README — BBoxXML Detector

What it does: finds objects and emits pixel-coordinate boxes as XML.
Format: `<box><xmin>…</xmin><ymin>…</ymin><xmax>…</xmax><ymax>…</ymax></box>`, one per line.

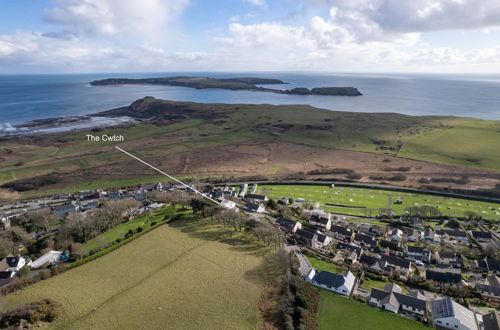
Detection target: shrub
<box><xmin>0</xmin><ymin>299</ymin><xmax>63</xmax><ymax>328</ymax></box>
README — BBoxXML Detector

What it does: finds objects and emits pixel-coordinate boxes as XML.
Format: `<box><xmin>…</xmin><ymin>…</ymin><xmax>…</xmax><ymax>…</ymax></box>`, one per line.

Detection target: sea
<box><xmin>1</xmin><ymin>72</ymin><xmax>500</xmax><ymax>130</ymax></box>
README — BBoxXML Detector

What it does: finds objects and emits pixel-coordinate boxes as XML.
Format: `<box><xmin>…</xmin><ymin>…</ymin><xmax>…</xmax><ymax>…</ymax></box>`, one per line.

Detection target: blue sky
<box><xmin>1</xmin><ymin>0</ymin><xmax>500</xmax><ymax>73</ymax></box>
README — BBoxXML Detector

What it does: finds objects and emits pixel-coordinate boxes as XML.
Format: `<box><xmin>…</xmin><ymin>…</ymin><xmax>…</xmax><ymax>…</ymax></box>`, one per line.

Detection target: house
<box><xmin>353</xmin><ymin>233</ymin><xmax>377</xmax><ymax>248</ymax></box>
<box><xmin>476</xmin><ymin>275</ymin><xmax>500</xmax><ymax>301</ymax></box>
<box><xmin>133</xmin><ymin>191</ymin><xmax>148</xmax><ymax>201</ymax></box>
<box><xmin>79</xmin><ymin>200</ymin><xmax>99</xmax><ymax>211</ymax></box>
<box><xmin>54</xmin><ymin>203</ymin><xmax>79</xmax><ymax>217</ymax></box>
<box><xmin>438</xmin><ymin>252</ymin><xmax>460</xmax><ymax>267</ymax></box>
<box><xmin>30</xmin><ymin>250</ymin><xmax>63</xmax><ymax>270</ymax></box>
<box><xmin>276</xmin><ymin>218</ymin><xmax>302</xmax><ymax>233</ymax></box>
<box><xmin>407</xmin><ymin>229</ymin><xmax>422</xmax><ymax>242</ymax></box>
<box><xmin>431</xmin><ymin>298</ymin><xmax>479</xmax><ymax>330</ymax></box>
<box><xmin>471</xmin><ymin>230</ymin><xmax>493</xmax><ymax>243</ymax></box>
<box><xmin>336</xmin><ymin>242</ymin><xmax>362</xmax><ymax>258</ymax></box>
<box><xmin>426</xmin><ymin>269</ymin><xmax>462</xmax><ymax>285</ymax></box>
<box><xmin>380</xmin><ymin>240</ymin><xmax>404</xmax><ymax>257</ymax></box>
<box><xmin>369</xmin><ymin>285</ymin><xmax>426</xmax><ymax>317</ymax></box>
<box><xmin>317</xmin><ymin>233</ymin><xmax>333</xmax><ymax>247</ymax></box>
<box><xmin>359</xmin><ymin>254</ymin><xmax>387</xmax><ymax>273</ymax></box>
<box><xmin>295</xmin><ymin>229</ymin><xmax>318</xmax><ymax>248</ymax></box>
<box><xmin>330</xmin><ymin>225</ymin><xmax>354</xmax><ymax>241</ymax></box>
<box><xmin>239</xmin><ymin>184</ymin><xmax>248</xmax><ymax>197</ymax></box>
<box><xmin>482</xmin><ymin>311</ymin><xmax>500</xmax><ymax>330</ymax></box>
<box><xmin>245</xmin><ymin>202</ymin><xmax>265</xmax><ymax>213</ymax></box>
<box><xmin>389</xmin><ymin>228</ymin><xmax>403</xmax><ymax>242</ymax></box>
<box><xmin>406</xmin><ymin>246</ymin><xmax>431</xmax><ymax>263</ymax></box>
<box><xmin>246</xmin><ymin>194</ymin><xmax>268</xmax><ymax>202</ymax></box>
<box><xmin>306</xmin><ymin>269</ymin><xmax>356</xmax><ymax>296</ymax></box>
<box><xmin>0</xmin><ymin>210</ymin><xmax>25</xmax><ymax>230</ymax></box>
<box><xmin>475</xmin><ymin>258</ymin><xmax>500</xmax><ymax>275</ymax></box>
<box><xmin>0</xmin><ymin>216</ymin><xmax>11</xmax><ymax>230</ymax></box>
<box><xmin>425</xmin><ymin>228</ymin><xmax>441</xmax><ymax>243</ymax></box>
<box><xmin>0</xmin><ymin>255</ymin><xmax>27</xmax><ymax>285</ymax></box>
<box><xmin>5</xmin><ymin>255</ymin><xmax>26</xmax><ymax>272</ymax></box>
<box><xmin>220</xmin><ymin>199</ymin><xmax>237</xmax><ymax>209</ymax></box>
<box><xmin>381</xmin><ymin>255</ymin><xmax>412</xmax><ymax>276</ymax></box>
<box><xmin>436</xmin><ymin>229</ymin><xmax>469</xmax><ymax>243</ymax></box>
<box><xmin>309</xmin><ymin>212</ymin><xmax>332</xmax><ymax>231</ymax></box>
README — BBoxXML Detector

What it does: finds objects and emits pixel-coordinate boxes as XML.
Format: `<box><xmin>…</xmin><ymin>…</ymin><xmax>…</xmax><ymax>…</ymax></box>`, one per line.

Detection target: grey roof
<box><xmin>296</xmin><ymin>228</ymin><xmax>317</xmax><ymax>240</ymax></box>
<box><xmin>311</xmin><ymin>214</ymin><xmax>330</xmax><ymax>225</ymax></box>
<box><xmin>370</xmin><ymin>288</ymin><xmax>389</xmax><ymax>301</ymax></box>
<box><xmin>393</xmin><ymin>292</ymin><xmax>426</xmax><ymax>311</ymax></box>
<box><xmin>276</xmin><ymin>218</ymin><xmax>299</xmax><ymax>231</ymax></box>
<box><xmin>384</xmin><ymin>283</ymin><xmax>403</xmax><ymax>293</ymax></box>
<box><xmin>330</xmin><ymin>225</ymin><xmax>352</xmax><ymax>237</ymax></box>
<box><xmin>359</xmin><ymin>254</ymin><xmax>379</xmax><ymax>266</ymax></box>
<box><xmin>245</xmin><ymin>201</ymin><xmax>262</xmax><ymax>211</ymax></box>
<box><xmin>312</xmin><ymin>271</ymin><xmax>345</xmax><ymax>288</ymax></box>
<box><xmin>381</xmin><ymin>255</ymin><xmax>411</xmax><ymax>269</ymax></box>
<box><xmin>354</xmin><ymin>233</ymin><xmax>377</xmax><ymax>246</ymax></box>
<box><xmin>426</xmin><ymin>270</ymin><xmax>462</xmax><ymax>284</ymax></box>
<box><xmin>436</xmin><ymin>229</ymin><xmax>467</xmax><ymax>237</ymax></box>
<box><xmin>382</xmin><ymin>293</ymin><xmax>400</xmax><ymax>310</ymax></box>
<box><xmin>471</xmin><ymin>231</ymin><xmax>493</xmax><ymax>239</ymax></box>
<box><xmin>337</xmin><ymin>242</ymin><xmax>362</xmax><ymax>256</ymax></box>
<box><xmin>407</xmin><ymin>246</ymin><xmax>425</xmax><ymax>254</ymax></box>
<box><xmin>439</xmin><ymin>252</ymin><xmax>457</xmax><ymax>259</ymax></box>
<box><xmin>477</xmin><ymin>284</ymin><xmax>500</xmax><ymax>295</ymax></box>
<box><xmin>246</xmin><ymin>194</ymin><xmax>267</xmax><ymax>200</ymax></box>
<box><xmin>483</xmin><ymin>312</ymin><xmax>500</xmax><ymax>330</ymax></box>
<box><xmin>431</xmin><ymin>298</ymin><xmax>478</xmax><ymax>330</ymax></box>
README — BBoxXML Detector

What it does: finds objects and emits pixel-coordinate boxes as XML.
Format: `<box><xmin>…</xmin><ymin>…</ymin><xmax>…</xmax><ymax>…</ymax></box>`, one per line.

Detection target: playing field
<box><xmin>4</xmin><ymin>216</ymin><xmax>267</xmax><ymax>329</ymax></box>
<box><xmin>318</xmin><ymin>292</ymin><xmax>429</xmax><ymax>330</ymax></box>
<box><xmin>259</xmin><ymin>184</ymin><xmax>500</xmax><ymax>220</ymax></box>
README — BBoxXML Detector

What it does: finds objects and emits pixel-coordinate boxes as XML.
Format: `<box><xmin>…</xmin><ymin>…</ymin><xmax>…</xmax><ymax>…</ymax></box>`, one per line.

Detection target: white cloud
<box><xmin>243</xmin><ymin>0</ymin><xmax>267</xmax><ymax>7</ymax></box>
<box><xmin>43</xmin><ymin>0</ymin><xmax>190</xmax><ymax>42</ymax></box>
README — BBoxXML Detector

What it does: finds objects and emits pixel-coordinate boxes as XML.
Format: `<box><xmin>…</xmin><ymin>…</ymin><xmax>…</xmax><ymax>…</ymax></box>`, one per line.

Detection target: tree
<box><xmin>20</xmin><ymin>209</ymin><xmax>58</xmax><ymax>232</ymax></box>
<box><xmin>190</xmin><ymin>198</ymin><xmax>209</xmax><ymax>216</ymax></box>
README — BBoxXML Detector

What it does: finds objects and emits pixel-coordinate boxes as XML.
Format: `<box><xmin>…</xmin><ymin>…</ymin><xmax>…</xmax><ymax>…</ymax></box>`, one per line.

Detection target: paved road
<box><xmin>294</xmin><ymin>249</ymin><xmax>313</xmax><ymax>277</ymax></box>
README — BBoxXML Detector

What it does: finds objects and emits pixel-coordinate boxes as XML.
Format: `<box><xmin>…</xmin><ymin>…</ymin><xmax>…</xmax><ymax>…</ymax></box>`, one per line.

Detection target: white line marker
<box><xmin>115</xmin><ymin>146</ymin><xmax>226</xmax><ymax>208</ymax></box>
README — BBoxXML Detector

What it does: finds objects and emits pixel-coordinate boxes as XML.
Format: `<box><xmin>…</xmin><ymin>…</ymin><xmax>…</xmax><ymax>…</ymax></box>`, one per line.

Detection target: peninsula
<box><xmin>90</xmin><ymin>76</ymin><xmax>363</xmax><ymax>96</ymax></box>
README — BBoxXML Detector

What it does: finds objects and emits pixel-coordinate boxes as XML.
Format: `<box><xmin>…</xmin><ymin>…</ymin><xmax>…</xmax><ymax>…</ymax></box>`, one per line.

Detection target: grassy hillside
<box><xmin>1</xmin><ymin>98</ymin><xmax>499</xmax><ymax>197</ymax></box>
<box><xmin>318</xmin><ymin>292</ymin><xmax>428</xmax><ymax>330</ymax></box>
<box><xmin>4</xmin><ymin>216</ymin><xmax>267</xmax><ymax>329</ymax></box>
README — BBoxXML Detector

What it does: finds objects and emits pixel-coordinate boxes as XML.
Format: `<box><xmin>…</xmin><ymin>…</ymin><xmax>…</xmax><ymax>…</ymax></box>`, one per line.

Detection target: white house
<box><xmin>307</xmin><ymin>269</ymin><xmax>356</xmax><ymax>296</ymax></box>
<box><xmin>431</xmin><ymin>298</ymin><xmax>479</xmax><ymax>330</ymax></box>
<box><xmin>221</xmin><ymin>199</ymin><xmax>237</xmax><ymax>209</ymax></box>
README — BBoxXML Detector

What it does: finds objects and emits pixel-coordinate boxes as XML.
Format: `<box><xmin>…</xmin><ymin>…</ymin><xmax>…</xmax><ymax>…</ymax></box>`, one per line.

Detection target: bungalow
<box><xmin>431</xmin><ymin>298</ymin><xmax>479</xmax><ymax>330</ymax></box>
<box><xmin>406</xmin><ymin>246</ymin><xmax>431</xmax><ymax>263</ymax></box>
<box><xmin>426</xmin><ymin>269</ymin><xmax>462</xmax><ymax>285</ymax></box>
<box><xmin>389</xmin><ymin>228</ymin><xmax>403</xmax><ymax>242</ymax></box>
<box><xmin>482</xmin><ymin>311</ymin><xmax>500</xmax><ymax>330</ymax></box>
<box><xmin>369</xmin><ymin>285</ymin><xmax>427</xmax><ymax>317</ymax></box>
<box><xmin>353</xmin><ymin>233</ymin><xmax>377</xmax><ymax>248</ymax></box>
<box><xmin>471</xmin><ymin>230</ymin><xmax>493</xmax><ymax>243</ymax></box>
<box><xmin>436</xmin><ymin>229</ymin><xmax>469</xmax><ymax>243</ymax></box>
<box><xmin>276</xmin><ymin>218</ymin><xmax>302</xmax><ymax>233</ymax></box>
<box><xmin>330</xmin><ymin>225</ymin><xmax>354</xmax><ymax>241</ymax></box>
<box><xmin>245</xmin><ymin>202</ymin><xmax>265</xmax><ymax>213</ymax></box>
<box><xmin>381</xmin><ymin>255</ymin><xmax>412</xmax><ymax>276</ymax></box>
<box><xmin>475</xmin><ymin>258</ymin><xmax>500</xmax><ymax>275</ymax></box>
<box><xmin>306</xmin><ymin>269</ymin><xmax>356</xmax><ymax>296</ymax></box>
<box><xmin>425</xmin><ymin>228</ymin><xmax>441</xmax><ymax>243</ymax></box>
<box><xmin>246</xmin><ymin>194</ymin><xmax>268</xmax><ymax>202</ymax></box>
<box><xmin>54</xmin><ymin>203</ymin><xmax>79</xmax><ymax>217</ymax></box>
<box><xmin>407</xmin><ymin>229</ymin><xmax>422</xmax><ymax>242</ymax></box>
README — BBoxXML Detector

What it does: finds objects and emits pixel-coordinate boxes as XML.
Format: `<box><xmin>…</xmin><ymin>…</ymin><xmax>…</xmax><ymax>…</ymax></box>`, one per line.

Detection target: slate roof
<box><xmin>426</xmin><ymin>270</ymin><xmax>462</xmax><ymax>284</ymax></box>
<box><xmin>354</xmin><ymin>233</ymin><xmax>377</xmax><ymax>246</ymax></box>
<box><xmin>436</xmin><ymin>229</ymin><xmax>467</xmax><ymax>238</ymax></box>
<box><xmin>483</xmin><ymin>312</ymin><xmax>500</xmax><ymax>330</ymax></box>
<box><xmin>337</xmin><ymin>242</ymin><xmax>362</xmax><ymax>256</ymax></box>
<box><xmin>477</xmin><ymin>284</ymin><xmax>500</xmax><ymax>295</ymax></box>
<box><xmin>312</xmin><ymin>271</ymin><xmax>346</xmax><ymax>288</ymax></box>
<box><xmin>471</xmin><ymin>231</ymin><xmax>493</xmax><ymax>240</ymax></box>
<box><xmin>311</xmin><ymin>215</ymin><xmax>330</xmax><ymax>225</ymax></box>
<box><xmin>276</xmin><ymin>218</ymin><xmax>299</xmax><ymax>231</ymax></box>
<box><xmin>246</xmin><ymin>194</ymin><xmax>267</xmax><ymax>200</ymax></box>
<box><xmin>407</xmin><ymin>246</ymin><xmax>425</xmax><ymax>254</ymax></box>
<box><xmin>381</xmin><ymin>255</ymin><xmax>411</xmax><ymax>269</ymax></box>
<box><xmin>245</xmin><ymin>201</ymin><xmax>262</xmax><ymax>212</ymax></box>
<box><xmin>393</xmin><ymin>292</ymin><xmax>426</xmax><ymax>311</ymax></box>
<box><xmin>431</xmin><ymin>298</ymin><xmax>478</xmax><ymax>330</ymax></box>
<box><xmin>439</xmin><ymin>252</ymin><xmax>456</xmax><ymax>259</ymax></box>
<box><xmin>296</xmin><ymin>228</ymin><xmax>317</xmax><ymax>240</ymax></box>
<box><xmin>330</xmin><ymin>225</ymin><xmax>352</xmax><ymax>237</ymax></box>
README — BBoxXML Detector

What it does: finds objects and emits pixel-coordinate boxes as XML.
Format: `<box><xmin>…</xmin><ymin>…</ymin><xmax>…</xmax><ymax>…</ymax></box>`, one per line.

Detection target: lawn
<box><xmin>318</xmin><ymin>291</ymin><xmax>429</xmax><ymax>330</ymax></box>
<box><xmin>4</xmin><ymin>216</ymin><xmax>268</xmax><ymax>330</ymax></box>
<box><xmin>83</xmin><ymin>205</ymin><xmax>180</xmax><ymax>253</ymax></box>
<box><xmin>259</xmin><ymin>184</ymin><xmax>500</xmax><ymax>221</ymax></box>
<box><xmin>306</xmin><ymin>255</ymin><xmax>346</xmax><ymax>274</ymax></box>
<box><xmin>360</xmin><ymin>279</ymin><xmax>409</xmax><ymax>294</ymax></box>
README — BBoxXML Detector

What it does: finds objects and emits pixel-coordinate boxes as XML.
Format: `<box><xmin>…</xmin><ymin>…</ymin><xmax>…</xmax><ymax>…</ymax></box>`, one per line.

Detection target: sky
<box><xmin>1</xmin><ymin>0</ymin><xmax>500</xmax><ymax>73</ymax></box>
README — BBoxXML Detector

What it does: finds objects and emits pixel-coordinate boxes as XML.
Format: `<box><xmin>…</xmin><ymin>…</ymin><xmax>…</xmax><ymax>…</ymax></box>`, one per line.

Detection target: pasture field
<box><xmin>318</xmin><ymin>292</ymin><xmax>429</xmax><ymax>330</ymax></box>
<box><xmin>4</xmin><ymin>216</ymin><xmax>267</xmax><ymax>330</ymax></box>
<box><xmin>259</xmin><ymin>184</ymin><xmax>500</xmax><ymax>220</ymax></box>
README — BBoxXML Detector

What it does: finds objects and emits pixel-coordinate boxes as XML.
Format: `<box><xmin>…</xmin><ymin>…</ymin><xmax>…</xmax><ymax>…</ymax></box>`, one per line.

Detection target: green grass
<box><xmin>306</xmin><ymin>256</ymin><xmax>346</xmax><ymax>274</ymax></box>
<box><xmin>4</xmin><ymin>216</ymin><xmax>268</xmax><ymax>330</ymax></box>
<box><xmin>318</xmin><ymin>291</ymin><xmax>429</xmax><ymax>330</ymax></box>
<box><xmin>83</xmin><ymin>206</ymin><xmax>180</xmax><ymax>253</ymax></box>
<box><xmin>260</xmin><ymin>184</ymin><xmax>500</xmax><ymax>221</ymax></box>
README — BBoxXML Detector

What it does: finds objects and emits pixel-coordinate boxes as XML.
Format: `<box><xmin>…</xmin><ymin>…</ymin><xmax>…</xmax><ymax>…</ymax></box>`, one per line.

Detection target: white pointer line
<box><xmin>115</xmin><ymin>146</ymin><xmax>227</xmax><ymax>208</ymax></box>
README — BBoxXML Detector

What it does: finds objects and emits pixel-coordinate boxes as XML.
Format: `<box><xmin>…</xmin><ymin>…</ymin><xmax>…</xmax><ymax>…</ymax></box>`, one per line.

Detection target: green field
<box><xmin>318</xmin><ymin>292</ymin><xmax>428</xmax><ymax>330</ymax></box>
<box><xmin>5</xmin><ymin>216</ymin><xmax>267</xmax><ymax>329</ymax></box>
<box><xmin>83</xmin><ymin>206</ymin><xmax>182</xmax><ymax>253</ymax></box>
<box><xmin>306</xmin><ymin>256</ymin><xmax>347</xmax><ymax>274</ymax></box>
<box><xmin>259</xmin><ymin>184</ymin><xmax>500</xmax><ymax>220</ymax></box>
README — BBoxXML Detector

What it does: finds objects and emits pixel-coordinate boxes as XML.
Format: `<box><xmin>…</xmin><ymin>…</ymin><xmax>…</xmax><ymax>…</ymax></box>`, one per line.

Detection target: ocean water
<box><xmin>1</xmin><ymin>72</ymin><xmax>500</xmax><ymax>128</ymax></box>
